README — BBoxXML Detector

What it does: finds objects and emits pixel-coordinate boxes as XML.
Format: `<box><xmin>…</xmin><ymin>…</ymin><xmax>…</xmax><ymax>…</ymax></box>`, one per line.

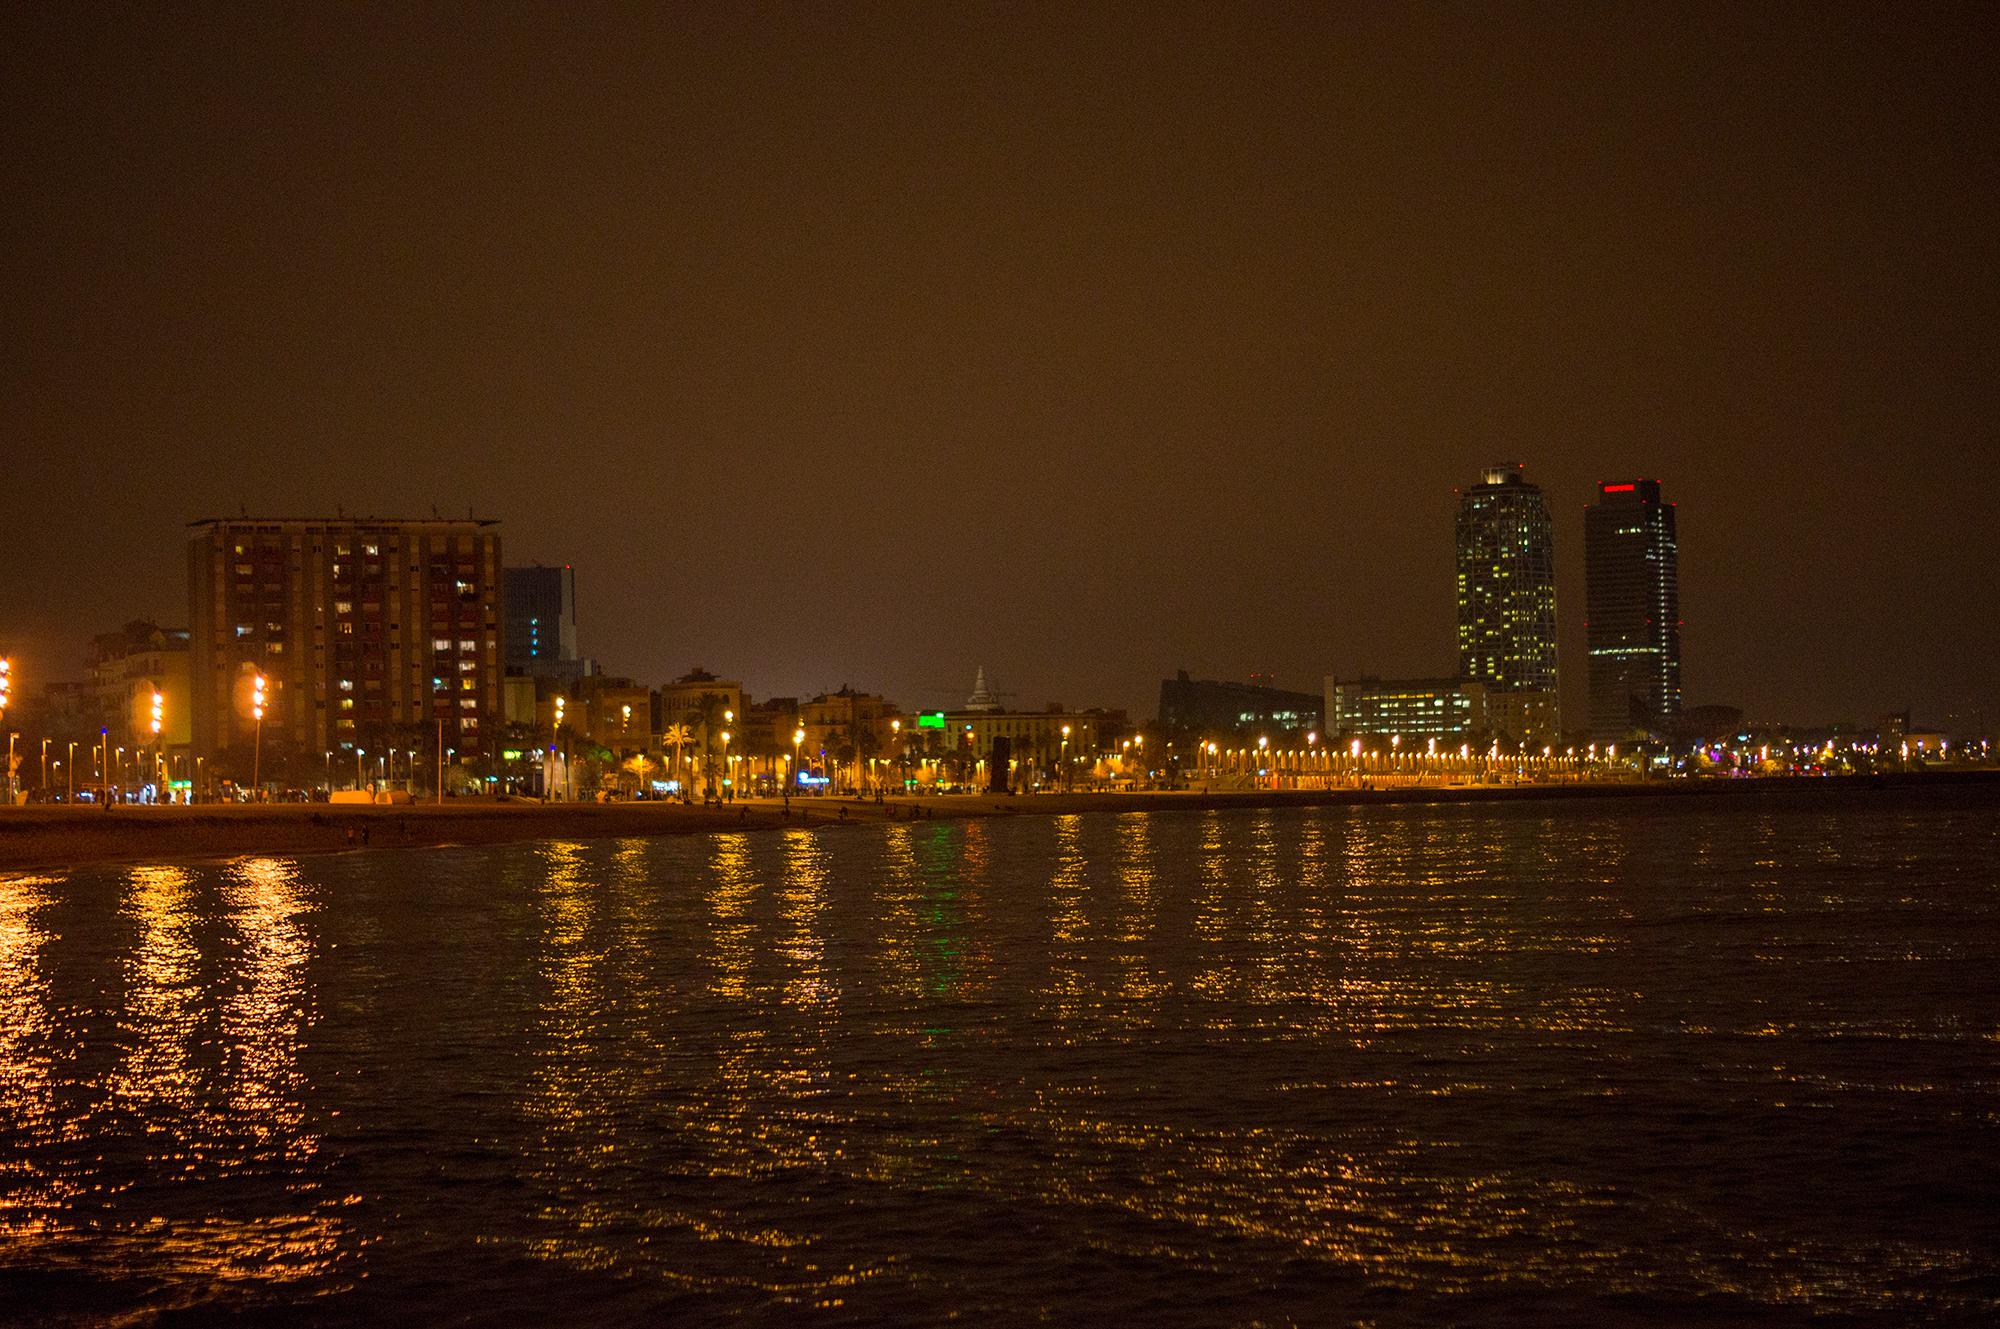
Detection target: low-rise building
<box><xmin>1157</xmin><ymin>670</ymin><xmax>1320</xmax><ymax>741</ymax></box>
<box><xmin>91</xmin><ymin>621</ymin><xmax>193</xmax><ymax>754</ymax></box>
<box><xmin>1326</xmin><ymin>676</ymin><xmax>1487</xmax><ymax>740</ymax></box>
<box><xmin>799</xmin><ymin>688</ymin><xmax>901</xmax><ymax>788</ymax></box>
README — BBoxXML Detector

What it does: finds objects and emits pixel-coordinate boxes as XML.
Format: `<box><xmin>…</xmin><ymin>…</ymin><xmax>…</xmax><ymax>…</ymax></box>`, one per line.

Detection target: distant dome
<box><xmin>965</xmin><ymin>666</ymin><xmax>1001</xmax><ymax>713</ymax></box>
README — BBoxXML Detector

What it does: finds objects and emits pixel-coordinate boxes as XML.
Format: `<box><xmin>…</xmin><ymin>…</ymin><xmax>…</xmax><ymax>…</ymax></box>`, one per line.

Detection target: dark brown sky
<box><xmin>4</xmin><ymin>2</ymin><xmax>1996</xmax><ymax>729</ymax></box>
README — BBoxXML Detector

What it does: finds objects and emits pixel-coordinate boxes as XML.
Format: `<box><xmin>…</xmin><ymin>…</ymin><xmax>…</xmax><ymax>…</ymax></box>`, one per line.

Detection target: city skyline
<box><xmin>0</xmin><ymin>455</ymin><xmax>1986</xmax><ymax>735</ymax></box>
<box><xmin>4</xmin><ymin>6</ymin><xmax>1996</xmax><ymax>731</ymax></box>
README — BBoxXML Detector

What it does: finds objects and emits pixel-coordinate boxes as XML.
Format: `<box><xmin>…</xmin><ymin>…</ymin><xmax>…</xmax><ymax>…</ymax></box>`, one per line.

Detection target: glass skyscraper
<box><xmin>1584</xmin><ymin>479</ymin><xmax>1680</xmax><ymax>741</ymax></box>
<box><xmin>1455</xmin><ymin>464</ymin><xmax>1560</xmax><ymax>739</ymax></box>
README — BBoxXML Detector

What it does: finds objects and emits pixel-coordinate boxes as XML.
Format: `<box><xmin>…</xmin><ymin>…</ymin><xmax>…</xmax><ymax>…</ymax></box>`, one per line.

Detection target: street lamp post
<box><xmin>552</xmin><ymin>696</ymin><xmax>566</xmax><ymax>802</ymax></box>
<box><xmin>250</xmin><ymin>674</ymin><xmax>267</xmax><ymax>801</ymax></box>
<box><xmin>149</xmin><ymin>688</ymin><xmax>164</xmax><ymax>803</ymax></box>
<box><xmin>0</xmin><ymin>656</ymin><xmax>11</xmax><ymax>804</ymax></box>
<box><xmin>790</xmin><ymin>727</ymin><xmax>804</xmax><ymax>805</ymax></box>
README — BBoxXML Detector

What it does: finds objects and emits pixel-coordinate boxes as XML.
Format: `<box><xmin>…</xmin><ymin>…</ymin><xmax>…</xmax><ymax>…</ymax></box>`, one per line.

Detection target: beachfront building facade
<box><xmin>187</xmin><ymin>517</ymin><xmax>505</xmax><ymax>779</ymax></box>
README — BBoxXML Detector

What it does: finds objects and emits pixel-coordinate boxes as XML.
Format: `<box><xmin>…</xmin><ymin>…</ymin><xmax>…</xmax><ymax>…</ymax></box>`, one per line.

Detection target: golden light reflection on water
<box><xmin>874</xmin><ymin>824</ymin><xmax>922</xmax><ymax>1001</ymax></box>
<box><xmin>777</xmin><ymin>829</ymin><xmax>833</xmax><ymax>1011</ymax></box>
<box><xmin>707</xmin><ymin>833</ymin><xmax>757</xmax><ymax>1002</ymax></box>
<box><xmin>4</xmin><ymin>858</ymin><xmax>346</xmax><ymax>1290</ymax></box>
<box><xmin>0</xmin><ymin>873</ymin><xmax>70</xmax><ymax>1236</ymax></box>
<box><xmin>6</xmin><ymin>799</ymin><xmax>1994</xmax><ymax>1321</ymax></box>
<box><xmin>528</xmin><ymin>840</ymin><xmax>600</xmax><ymax>1134</ymax></box>
<box><xmin>1111</xmin><ymin>812</ymin><xmax>1166</xmax><ymax>1007</ymax></box>
<box><xmin>106</xmin><ymin>865</ymin><xmax>206</xmax><ymax>1145</ymax></box>
<box><xmin>220</xmin><ymin>857</ymin><xmax>313</xmax><ymax>1150</ymax></box>
<box><xmin>1039</xmin><ymin>815</ymin><xmax>1090</xmax><ymax>1026</ymax></box>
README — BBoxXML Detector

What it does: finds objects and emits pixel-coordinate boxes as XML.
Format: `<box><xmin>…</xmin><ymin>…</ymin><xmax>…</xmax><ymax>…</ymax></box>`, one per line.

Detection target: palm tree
<box><xmin>621</xmin><ymin>752</ymin><xmax>656</xmax><ymax>798</ymax></box>
<box><xmin>662</xmin><ymin>724</ymin><xmax>692</xmax><ymax>793</ymax></box>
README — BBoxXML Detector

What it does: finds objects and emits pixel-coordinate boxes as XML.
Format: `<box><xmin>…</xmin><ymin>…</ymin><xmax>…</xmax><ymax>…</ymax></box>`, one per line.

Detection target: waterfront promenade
<box><xmin>2</xmin><ymin>771</ymin><xmax>1994</xmax><ymax>872</ymax></box>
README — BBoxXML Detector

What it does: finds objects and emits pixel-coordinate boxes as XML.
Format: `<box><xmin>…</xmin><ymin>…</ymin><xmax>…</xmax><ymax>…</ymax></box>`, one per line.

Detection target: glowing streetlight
<box><xmin>148</xmin><ymin>689</ymin><xmax>165</xmax><ymax>802</ymax></box>
<box><xmin>0</xmin><ymin>657</ymin><xmax>10</xmax><ymax>804</ymax></box>
<box><xmin>250</xmin><ymin>673</ymin><xmax>267</xmax><ymax>799</ymax></box>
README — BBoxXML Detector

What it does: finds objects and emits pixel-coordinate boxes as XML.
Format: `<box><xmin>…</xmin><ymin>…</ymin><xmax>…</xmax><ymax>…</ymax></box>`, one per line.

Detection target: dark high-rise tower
<box><xmin>503</xmin><ymin>564</ymin><xmax>587</xmax><ymax>680</ymax></box>
<box><xmin>1584</xmin><ymin>479</ymin><xmax>1680</xmax><ymax>742</ymax></box>
<box><xmin>1455</xmin><ymin>464</ymin><xmax>1560</xmax><ymax>738</ymax></box>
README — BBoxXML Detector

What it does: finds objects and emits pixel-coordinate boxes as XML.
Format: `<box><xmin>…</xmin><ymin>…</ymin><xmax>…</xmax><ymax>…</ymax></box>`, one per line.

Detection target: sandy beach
<box><xmin>2</xmin><ymin>772</ymin><xmax>1993</xmax><ymax>873</ymax></box>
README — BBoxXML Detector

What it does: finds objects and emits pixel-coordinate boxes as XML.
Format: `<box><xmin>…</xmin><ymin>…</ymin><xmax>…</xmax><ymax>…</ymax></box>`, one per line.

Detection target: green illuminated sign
<box><xmin>916</xmin><ymin>713</ymin><xmax>947</xmax><ymax>729</ymax></box>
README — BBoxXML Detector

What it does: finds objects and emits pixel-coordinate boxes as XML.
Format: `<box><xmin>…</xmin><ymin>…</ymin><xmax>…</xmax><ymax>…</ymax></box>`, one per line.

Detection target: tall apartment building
<box><xmin>1584</xmin><ymin>479</ymin><xmax>1681</xmax><ymax>741</ymax></box>
<box><xmin>1455</xmin><ymin>464</ymin><xmax>1560</xmax><ymax>739</ymax></box>
<box><xmin>188</xmin><ymin>517</ymin><xmax>503</xmax><ymax>771</ymax></box>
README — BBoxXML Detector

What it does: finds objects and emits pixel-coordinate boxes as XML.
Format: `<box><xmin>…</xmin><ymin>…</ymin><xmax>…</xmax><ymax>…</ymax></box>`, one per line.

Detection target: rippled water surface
<box><xmin>3</xmin><ymin>788</ymin><xmax>1999</xmax><ymax>1325</ymax></box>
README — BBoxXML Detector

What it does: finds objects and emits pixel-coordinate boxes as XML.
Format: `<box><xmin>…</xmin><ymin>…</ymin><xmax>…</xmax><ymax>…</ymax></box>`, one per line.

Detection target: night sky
<box><xmin>4</xmin><ymin>3</ymin><xmax>1995</xmax><ymax>729</ymax></box>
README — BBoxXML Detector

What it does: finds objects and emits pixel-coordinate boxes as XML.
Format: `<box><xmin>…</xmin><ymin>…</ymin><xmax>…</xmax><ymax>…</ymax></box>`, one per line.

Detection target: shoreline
<box><xmin>1</xmin><ymin>770</ymin><xmax>1994</xmax><ymax>873</ymax></box>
